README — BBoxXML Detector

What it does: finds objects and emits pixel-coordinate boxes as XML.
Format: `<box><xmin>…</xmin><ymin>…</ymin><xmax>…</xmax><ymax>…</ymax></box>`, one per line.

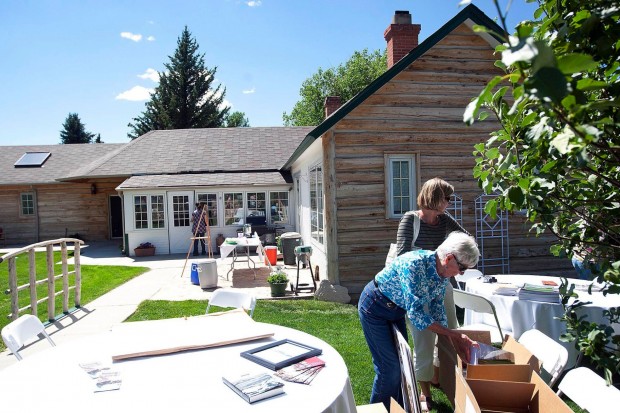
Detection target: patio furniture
<box><xmin>453</xmin><ymin>289</ymin><xmax>504</xmax><ymax>343</ymax></box>
<box><xmin>518</xmin><ymin>328</ymin><xmax>568</xmax><ymax>387</ymax></box>
<box><xmin>1</xmin><ymin>314</ymin><xmax>56</xmax><ymax>361</ymax></box>
<box><xmin>206</xmin><ymin>288</ymin><xmax>256</xmax><ymax>318</ymax></box>
<box><xmin>557</xmin><ymin>367</ymin><xmax>620</xmax><ymax>413</ymax></box>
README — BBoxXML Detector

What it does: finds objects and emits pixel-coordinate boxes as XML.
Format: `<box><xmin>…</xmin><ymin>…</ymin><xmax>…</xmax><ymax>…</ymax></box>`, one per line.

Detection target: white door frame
<box><xmin>167</xmin><ymin>191</ymin><xmax>194</xmax><ymax>254</ymax></box>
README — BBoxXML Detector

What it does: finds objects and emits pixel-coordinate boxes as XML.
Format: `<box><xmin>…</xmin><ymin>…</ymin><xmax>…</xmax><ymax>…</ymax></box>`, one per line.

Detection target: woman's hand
<box><xmin>453</xmin><ymin>333</ymin><xmax>479</xmax><ymax>364</ymax></box>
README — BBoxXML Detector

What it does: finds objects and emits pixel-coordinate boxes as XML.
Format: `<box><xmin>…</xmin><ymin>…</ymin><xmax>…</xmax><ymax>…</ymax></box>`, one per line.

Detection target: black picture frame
<box><xmin>240</xmin><ymin>339</ymin><xmax>322</xmax><ymax>371</ymax></box>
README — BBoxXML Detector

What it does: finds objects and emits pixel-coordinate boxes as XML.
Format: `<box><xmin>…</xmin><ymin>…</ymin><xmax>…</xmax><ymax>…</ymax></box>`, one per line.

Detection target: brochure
<box><xmin>275</xmin><ymin>356</ymin><xmax>326</xmax><ymax>384</ymax></box>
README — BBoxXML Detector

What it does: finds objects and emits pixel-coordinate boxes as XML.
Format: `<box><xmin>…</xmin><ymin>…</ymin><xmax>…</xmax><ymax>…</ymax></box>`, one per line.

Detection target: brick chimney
<box><xmin>384</xmin><ymin>10</ymin><xmax>421</xmax><ymax>68</ymax></box>
<box><xmin>324</xmin><ymin>96</ymin><xmax>342</xmax><ymax>118</ymax></box>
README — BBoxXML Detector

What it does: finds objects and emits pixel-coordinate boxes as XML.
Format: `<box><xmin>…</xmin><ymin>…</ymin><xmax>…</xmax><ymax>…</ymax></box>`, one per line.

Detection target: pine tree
<box><xmin>60</xmin><ymin>113</ymin><xmax>95</xmax><ymax>144</ymax></box>
<box><xmin>128</xmin><ymin>27</ymin><xmax>230</xmax><ymax>139</ymax></box>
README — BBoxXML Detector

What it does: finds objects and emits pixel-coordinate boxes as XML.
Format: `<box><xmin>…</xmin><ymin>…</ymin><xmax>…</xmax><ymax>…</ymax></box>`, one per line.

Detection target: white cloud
<box><xmin>147</xmin><ymin>35</ymin><xmax>156</xmax><ymax>41</ymax></box>
<box><xmin>120</xmin><ymin>32</ymin><xmax>142</xmax><ymax>42</ymax></box>
<box><xmin>246</xmin><ymin>1</ymin><xmax>262</xmax><ymax>6</ymax></box>
<box><xmin>221</xmin><ymin>99</ymin><xmax>232</xmax><ymax>111</ymax></box>
<box><xmin>138</xmin><ymin>68</ymin><xmax>160</xmax><ymax>82</ymax></box>
<box><xmin>242</xmin><ymin>87</ymin><xmax>255</xmax><ymax>94</ymax></box>
<box><xmin>115</xmin><ymin>86</ymin><xmax>154</xmax><ymax>101</ymax></box>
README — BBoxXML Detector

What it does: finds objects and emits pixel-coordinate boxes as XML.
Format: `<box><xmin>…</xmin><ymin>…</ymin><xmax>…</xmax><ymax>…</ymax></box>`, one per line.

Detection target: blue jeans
<box><xmin>193</xmin><ymin>232</ymin><xmax>206</xmax><ymax>255</ymax></box>
<box><xmin>572</xmin><ymin>256</ymin><xmax>599</xmax><ymax>280</ymax></box>
<box><xmin>358</xmin><ymin>280</ymin><xmax>407</xmax><ymax>409</ymax></box>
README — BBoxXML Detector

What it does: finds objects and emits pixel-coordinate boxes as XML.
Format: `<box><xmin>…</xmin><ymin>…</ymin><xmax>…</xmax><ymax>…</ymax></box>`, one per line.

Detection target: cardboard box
<box><xmin>438</xmin><ymin>331</ymin><xmax>542</xmax><ymax>407</ymax></box>
<box><xmin>455</xmin><ymin>360</ymin><xmax>573</xmax><ymax>413</ymax></box>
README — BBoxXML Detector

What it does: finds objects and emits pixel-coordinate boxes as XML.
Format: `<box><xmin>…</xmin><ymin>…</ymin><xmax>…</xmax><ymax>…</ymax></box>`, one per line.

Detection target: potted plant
<box><xmin>134</xmin><ymin>242</ymin><xmax>156</xmax><ymax>257</ymax></box>
<box><xmin>266</xmin><ymin>270</ymin><xmax>289</xmax><ymax>297</ymax></box>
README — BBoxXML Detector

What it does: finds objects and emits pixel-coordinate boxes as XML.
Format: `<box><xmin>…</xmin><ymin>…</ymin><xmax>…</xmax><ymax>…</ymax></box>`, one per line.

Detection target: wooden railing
<box><xmin>1</xmin><ymin>238</ymin><xmax>83</xmax><ymax>321</ymax></box>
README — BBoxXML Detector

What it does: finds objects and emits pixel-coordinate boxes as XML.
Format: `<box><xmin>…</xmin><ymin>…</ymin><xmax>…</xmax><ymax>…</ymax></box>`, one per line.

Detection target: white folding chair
<box><xmin>454</xmin><ymin>269</ymin><xmax>483</xmax><ymax>290</ymax></box>
<box><xmin>453</xmin><ymin>289</ymin><xmax>504</xmax><ymax>343</ymax></box>
<box><xmin>206</xmin><ymin>288</ymin><xmax>256</xmax><ymax>318</ymax></box>
<box><xmin>1</xmin><ymin>314</ymin><xmax>56</xmax><ymax>361</ymax></box>
<box><xmin>518</xmin><ymin>328</ymin><xmax>568</xmax><ymax>387</ymax></box>
<box><xmin>557</xmin><ymin>367</ymin><xmax>620</xmax><ymax>413</ymax></box>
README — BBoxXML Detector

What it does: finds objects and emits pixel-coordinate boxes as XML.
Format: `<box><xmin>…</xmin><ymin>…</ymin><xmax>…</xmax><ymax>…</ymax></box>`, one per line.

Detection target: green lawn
<box><xmin>0</xmin><ymin>250</ymin><xmax>148</xmax><ymax>351</ymax></box>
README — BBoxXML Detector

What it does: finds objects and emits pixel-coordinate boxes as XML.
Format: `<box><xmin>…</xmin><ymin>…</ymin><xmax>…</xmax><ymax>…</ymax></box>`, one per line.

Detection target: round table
<box><xmin>464</xmin><ymin>274</ymin><xmax>620</xmax><ymax>367</ymax></box>
<box><xmin>0</xmin><ymin>318</ymin><xmax>356</xmax><ymax>412</ymax></box>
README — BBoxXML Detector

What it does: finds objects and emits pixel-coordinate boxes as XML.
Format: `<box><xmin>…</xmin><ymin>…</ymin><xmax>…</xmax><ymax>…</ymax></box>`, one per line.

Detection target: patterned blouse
<box><xmin>191</xmin><ymin>208</ymin><xmax>207</xmax><ymax>233</ymax></box>
<box><xmin>375</xmin><ymin>249</ymin><xmax>449</xmax><ymax>330</ymax></box>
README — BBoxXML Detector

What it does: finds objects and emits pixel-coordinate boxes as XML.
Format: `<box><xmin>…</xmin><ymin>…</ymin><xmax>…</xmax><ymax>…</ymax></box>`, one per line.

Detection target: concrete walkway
<box><xmin>0</xmin><ymin>241</ymin><xmax>314</xmax><ymax>371</ymax></box>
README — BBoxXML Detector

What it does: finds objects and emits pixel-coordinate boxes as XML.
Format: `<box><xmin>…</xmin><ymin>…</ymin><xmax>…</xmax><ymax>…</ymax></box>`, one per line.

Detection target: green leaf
<box><xmin>526</xmin><ymin>67</ymin><xmax>568</xmax><ymax>103</ymax></box>
<box><xmin>486</xmin><ymin>147</ymin><xmax>500</xmax><ymax>160</ymax></box>
<box><xmin>576</xmin><ymin>78</ymin><xmax>608</xmax><ymax>91</ymax></box>
<box><xmin>507</xmin><ymin>186</ymin><xmax>526</xmax><ymax>208</ymax></box>
<box><xmin>557</xmin><ymin>53</ymin><xmax>598</xmax><ymax>74</ymax></box>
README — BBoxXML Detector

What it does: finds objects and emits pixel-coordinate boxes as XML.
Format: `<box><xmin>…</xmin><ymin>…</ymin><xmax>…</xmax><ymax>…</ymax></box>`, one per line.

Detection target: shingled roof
<box><xmin>62</xmin><ymin>127</ymin><xmax>314</xmax><ymax>181</ymax></box>
<box><xmin>0</xmin><ymin>144</ymin><xmax>125</xmax><ymax>185</ymax></box>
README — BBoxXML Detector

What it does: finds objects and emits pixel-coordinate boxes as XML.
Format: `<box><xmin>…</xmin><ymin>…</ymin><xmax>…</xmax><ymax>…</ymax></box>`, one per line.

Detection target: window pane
<box><xmin>247</xmin><ymin>192</ymin><xmax>266</xmax><ymax>220</ymax></box>
<box><xmin>172</xmin><ymin>195</ymin><xmax>190</xmax><ymax>227</ymax></box>
<box><xmin>310</xmin><ymin>164</ymin><xmax>324</xmax><ymax>244</ymax></box>
<box><xmin>20</xmin><ymin>193</ymin><xmax>35</xmax><ymax>216</ymax></box>
<box><xmin>269</xmin><ymin>192</ymin><xmax>289</xmax><ymax>224</ymax></box>
<box><xmin>134</xmin><ymin>196</ymin><xmax>148</xmax><ymax>229</ymax></box>
<box><xmin>198</xmin><ymin>193</ymin><xmax>218</xmax><ymax>226</ymax></box>
<box><xmin>151</xmin><ymin>195</ymin><xmax>165</xmax><ymax>228</ymax></box>
<box><xmin>224</xmin><ymin>193</ymin><xmax>243</xmax><ymax>225</ymax></box>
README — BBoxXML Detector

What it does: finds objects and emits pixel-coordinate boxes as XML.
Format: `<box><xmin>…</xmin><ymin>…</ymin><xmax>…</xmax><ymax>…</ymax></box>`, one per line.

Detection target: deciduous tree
<box><xmin>283</xmin><ymin>49</ymin><xmax>386</xmax><ymax>126</ymax></box>
<box><xmin>464</xmin><ymin>0</ymin><xmax>619</xmax><ymax>382</ymax></box>
<box><xmin>224</xmin><ymin>111</ymin><xmax>250</xmax><ymax>127</ymax></box>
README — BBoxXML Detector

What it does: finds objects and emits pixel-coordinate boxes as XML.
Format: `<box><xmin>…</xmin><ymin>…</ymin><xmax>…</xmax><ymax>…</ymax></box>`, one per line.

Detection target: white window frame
<box><xmin>385</xmin><ymin>153</ymin><xmax>418</xmax><ymax>219</ymax></box>
<box><xmin>309</xmin><ymin>162</ymin><xmax>324</xmax><ymax>245</ymax></box>
<box><xmin>133</xmin><ymin>194</ymin><xmax>167</xmax><ymax>230</ymax></box>
<box><xmin>196</xmin><ymin>192</ymin><xmax>219</xmax><ymax>227</ymax></box>
<box><xmin>20</xmin><ymin>192</ymin><xmax>35</xmax><ymax>216</ymax></box>
<box><xmin>269</xmin><ymin>191</ymin><xmax>290</xmax><ymax>225</ymax></box>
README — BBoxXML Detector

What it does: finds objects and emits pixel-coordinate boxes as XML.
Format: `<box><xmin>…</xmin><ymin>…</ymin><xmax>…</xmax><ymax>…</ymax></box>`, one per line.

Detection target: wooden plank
<box><xmin>376</xmin><ymin>81</ymin><xmax>487</xmax><ymax>96</ymax></box>
<box><xmin>334</xmin><ymin>118</ymin><xmax>498</xmax><ymax>133</ymax></box>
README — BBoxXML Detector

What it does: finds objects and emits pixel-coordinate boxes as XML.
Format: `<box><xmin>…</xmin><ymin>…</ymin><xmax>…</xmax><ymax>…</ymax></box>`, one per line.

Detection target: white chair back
<box><xmin>1</xmin><ymin>314</ymin><xmax>56</xmax><ymax>361</ymax></box>
<box><xmin>518</xmin><ymin>329</ymin><xmax>568</xmax><ymax>387</ymax></box>
<box><xmin>206</xmin><ymin>288</ymin><xmax>256</xmax><ymax>318</ymax></box>
<box><xmin>557</xmin><ymin>367</ymin><xmax>620</xmax><ymax>413</ymax></box>
<box><xmin>455</xmin><ymin>269</ymin><xmax>483</xmax><ymax>289</ymax></box>
<box><xmin>453</xmin><ymin>289</ymin><xmax>504</xmax><ymax>343</ymax></box>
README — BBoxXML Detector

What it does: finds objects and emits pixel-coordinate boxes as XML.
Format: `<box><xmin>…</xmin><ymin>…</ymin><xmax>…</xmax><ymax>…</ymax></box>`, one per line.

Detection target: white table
<box><xmin>0</xmin><ymin>314</ymin><xmax>356</xmax><ymax>412</ymax></box>
<box><xmin>464</xmin><ymin>274</ymin><xmax>620</xmax><ymax>367</ymax></box>
<box><xmin>219</xmin><ymin>235</ymin><xmax>265</xmax><ymax>280</ymax></box>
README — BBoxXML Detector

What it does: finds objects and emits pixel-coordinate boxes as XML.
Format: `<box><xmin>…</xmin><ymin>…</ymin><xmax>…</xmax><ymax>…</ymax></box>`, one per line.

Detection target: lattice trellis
<box><xmin>475</xmin><ymin>194</ymin><xmax>510</xmax><ymax>274</ymax></box>
<box><xmin>446</xmin><ymin>193</ymin><xmax>464</xmax><ymax>227</ymax></box>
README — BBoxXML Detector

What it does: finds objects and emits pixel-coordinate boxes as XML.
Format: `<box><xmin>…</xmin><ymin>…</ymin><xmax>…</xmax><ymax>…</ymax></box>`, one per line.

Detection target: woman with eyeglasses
<box><xmin>358</xmin><ymin>231</ymin><xmax>480</xmax><ymax>410</ymax></box>
<box><xmin>395</xmin><ymin>177</ymin><xmax>471</xmax><ymax>408</ymax></box>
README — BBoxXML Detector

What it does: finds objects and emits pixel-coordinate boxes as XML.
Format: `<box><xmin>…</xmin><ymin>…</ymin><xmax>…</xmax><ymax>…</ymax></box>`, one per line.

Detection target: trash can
<box><xmin>197</xmin><ymin>259</ymin><xmax>218</xmax><ymax>289</ymax></box>
<box><xmin>280</xmin><ymin>232</ymin><xmax>301</xmax><ymax>266</ymax></box>
<box><xmin>264</xmin><ymin>246</ymin><xmax>278</xmax><ymax>266</ymax></box>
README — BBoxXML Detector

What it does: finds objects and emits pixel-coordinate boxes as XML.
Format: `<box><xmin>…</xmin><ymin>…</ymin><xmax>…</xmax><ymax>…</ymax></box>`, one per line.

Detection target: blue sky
<box><xmin>0</xmin><ymin>0</ymin><xmax>537</xmax><ymax>145</ymax></box>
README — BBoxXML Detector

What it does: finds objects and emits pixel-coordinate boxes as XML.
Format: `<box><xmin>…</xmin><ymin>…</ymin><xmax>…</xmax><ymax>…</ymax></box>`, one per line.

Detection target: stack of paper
<box><xmin>493</xmin><ymin>285</ymin><xmax>519</xmax><ymax>296</ymax></box>
<box><xmin>275</xmin><ymin>356</ymin><xmax>325</xmax><ymax>384</ymax></box>
<box><xmin>518</xmin><ymin>283</ymin><xmax>561</xmax><ymax>304</ymax></box>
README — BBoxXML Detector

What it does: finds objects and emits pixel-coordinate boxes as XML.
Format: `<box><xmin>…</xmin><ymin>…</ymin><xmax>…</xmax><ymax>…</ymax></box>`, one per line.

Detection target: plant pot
<box><xmin>269</xmin><ymin>282</ymin><xmax>288</xmax><ymax>297</ymax></box>
<box><xmin>134</xmin><ymin>247</ymin><xmax>155</xmax><ymax>257</ymax></box>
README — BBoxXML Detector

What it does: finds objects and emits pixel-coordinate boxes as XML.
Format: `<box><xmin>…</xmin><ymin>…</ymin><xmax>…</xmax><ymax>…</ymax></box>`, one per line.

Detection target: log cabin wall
<box><xmin>329</xmin><ymin>23</ymin><xmax>572</xmax><ymax>299</ymax></box>
<box><xmin>0</xmin><ymin>178</ymin><xmax>123</xmax><ymax>245</ymax></box>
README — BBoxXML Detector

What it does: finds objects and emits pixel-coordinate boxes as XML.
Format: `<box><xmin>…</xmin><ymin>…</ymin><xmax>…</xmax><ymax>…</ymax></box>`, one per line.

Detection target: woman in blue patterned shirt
<box><xmin>358</xmin><ymin>231</ymin><xmax>480</xmax><ymax>409</ymax></box>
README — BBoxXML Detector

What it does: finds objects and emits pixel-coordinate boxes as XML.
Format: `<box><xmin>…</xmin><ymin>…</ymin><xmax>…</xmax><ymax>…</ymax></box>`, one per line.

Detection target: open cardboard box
<box><xmin>455</xmin><ymin>357</ymin><xmax>572</xmax><ymax>413</ymax></box>
<box><xmin>356</xmin><ymin>398</ymin><xmax>406</xmax><ymax>413</ymax></box>
<box><xmin>438</xmin><ymin>331</ymin><xmax>542</xmax><ymax>406</ymax></box>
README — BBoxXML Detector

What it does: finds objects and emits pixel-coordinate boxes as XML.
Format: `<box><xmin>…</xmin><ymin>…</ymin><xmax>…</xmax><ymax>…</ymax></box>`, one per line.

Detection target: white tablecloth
<box><xmin>219</xmin><ymin>235</ymin><xmax>264</xmax><ymax>262</ymax></box>
<box><xmin>464</xmin><ymin>274</ymin><xmax>620</xmax><ymax>367</ymax></box>
<box><xmin>0</xmin><ymin>315</ymin><xmax>356</xmax><ymax>412</ymax></box>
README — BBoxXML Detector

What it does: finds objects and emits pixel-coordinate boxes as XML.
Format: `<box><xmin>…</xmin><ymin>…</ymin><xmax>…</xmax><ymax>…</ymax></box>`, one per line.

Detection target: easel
<box><xmin>180</xmin><ymin>203</ymin><xmax>212</xmax><ymax>277</ymax></box>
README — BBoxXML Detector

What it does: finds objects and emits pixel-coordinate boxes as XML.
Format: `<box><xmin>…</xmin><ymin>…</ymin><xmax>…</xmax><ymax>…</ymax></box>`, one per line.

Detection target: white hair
<box><xmin>436</xmin><ymin>231</ymin><xmax>480</xmax><ymax>268</ymax></box>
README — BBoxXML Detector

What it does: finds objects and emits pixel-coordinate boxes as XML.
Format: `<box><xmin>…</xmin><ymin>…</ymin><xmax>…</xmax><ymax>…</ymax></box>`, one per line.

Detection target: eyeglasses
<box><xmin>444</xmin><ymin>196</ymin><xmax>452</xmax><ymax>202</ymax></box>
<box><xmin>453</xmin><ymin>254</ymin><xmax>469</xmax><ymax>273</ymax></box>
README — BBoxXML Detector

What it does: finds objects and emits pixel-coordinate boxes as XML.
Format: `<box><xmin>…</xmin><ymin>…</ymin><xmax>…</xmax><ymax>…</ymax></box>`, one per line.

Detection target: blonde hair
<box><xmin>417</xmin><ymin>178</ymin><xmax>454</xmax><ymax>210</ymax></box>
